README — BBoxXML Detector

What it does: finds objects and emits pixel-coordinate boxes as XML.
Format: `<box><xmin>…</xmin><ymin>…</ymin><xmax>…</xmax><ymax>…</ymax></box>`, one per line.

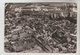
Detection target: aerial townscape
<box><xmin>4</xmin><ymin>3</ymin><xmax>77</xmax><ymax>53</ymax></box>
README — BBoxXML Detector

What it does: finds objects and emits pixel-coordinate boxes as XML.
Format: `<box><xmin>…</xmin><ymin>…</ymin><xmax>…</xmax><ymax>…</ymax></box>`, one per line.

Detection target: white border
<box><xmin>0</xmin><ymin>0</ymin><xmax>79</xmax><ymax>55</ymax></box>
